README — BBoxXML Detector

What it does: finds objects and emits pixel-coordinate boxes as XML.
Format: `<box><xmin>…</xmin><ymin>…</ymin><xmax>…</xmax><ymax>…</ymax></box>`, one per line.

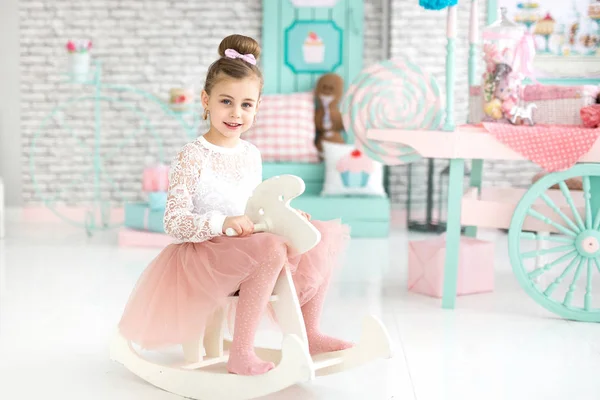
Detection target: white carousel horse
<box><xmin>510</xmin><ymin>103</ymin><xmax>537</xmax><ymax>126</ymax></box>
<box><xmin>110</xmin><ymin>175</ymin><xmax>393</xmax><ymax>400</ymax></box>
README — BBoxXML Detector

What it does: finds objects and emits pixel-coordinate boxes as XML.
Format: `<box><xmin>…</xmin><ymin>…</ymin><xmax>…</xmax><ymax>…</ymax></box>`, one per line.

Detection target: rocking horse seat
<box><xmin>110</xmin><ymin>263</ymin><xmax>392</xmax><ymax>400</ymax></box>
<box><xmin>110</xmin><ymin>175</ymin><xmax>393</xmax><ymax>400</ymax></box>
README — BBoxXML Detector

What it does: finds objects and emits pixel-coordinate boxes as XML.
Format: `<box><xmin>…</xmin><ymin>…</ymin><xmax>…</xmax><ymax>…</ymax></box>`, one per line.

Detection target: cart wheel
<box><xmin>29</xmin><ymin>94</ymin><xmax>168</xmax><ymax>235</ymax></box>
<box><xmin>509</xmin><ymin>163</ymin><xmax>600</xmax><ymax>322</ymax></box>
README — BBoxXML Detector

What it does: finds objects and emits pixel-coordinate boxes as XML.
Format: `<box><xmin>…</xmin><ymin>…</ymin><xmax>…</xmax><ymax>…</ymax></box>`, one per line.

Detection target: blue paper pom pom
<box><xmin>419</xmin><ymin>0</ymin><xmax>458</xmax><ymax>11</ymax></box>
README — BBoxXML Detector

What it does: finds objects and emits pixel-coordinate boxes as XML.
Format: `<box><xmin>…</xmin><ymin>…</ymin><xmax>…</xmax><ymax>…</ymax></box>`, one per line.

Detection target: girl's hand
<box><xmin>298</xmin><ymin>210</ymin><xmax>311</xmax><ymax>221</ymax></box>
<box><xmin>223</xmin><ymin>215</ymin><xmax>254</xmax><ymax>237</ymax></box>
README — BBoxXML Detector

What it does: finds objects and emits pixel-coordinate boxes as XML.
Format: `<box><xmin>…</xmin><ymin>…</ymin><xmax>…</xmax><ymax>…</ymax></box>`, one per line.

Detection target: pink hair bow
<box><xmin>224</xmin><ymin>48</ymin><xmax>256</xmax><ymax>65</ymax></box>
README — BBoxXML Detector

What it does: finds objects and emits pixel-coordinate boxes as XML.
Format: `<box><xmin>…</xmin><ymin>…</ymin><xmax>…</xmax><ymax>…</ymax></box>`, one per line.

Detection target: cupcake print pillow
<box><xmin>321</xmin><ymin>141</ymin><xmax>386</xmax><ymax>196</ymax></box>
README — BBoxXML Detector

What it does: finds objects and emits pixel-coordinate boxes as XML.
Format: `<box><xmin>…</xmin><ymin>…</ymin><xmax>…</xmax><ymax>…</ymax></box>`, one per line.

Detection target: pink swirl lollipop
<box><xmin>341</xmin><ymin>57</ymin><xmax>444</xmax><ymax>165</ymax></box>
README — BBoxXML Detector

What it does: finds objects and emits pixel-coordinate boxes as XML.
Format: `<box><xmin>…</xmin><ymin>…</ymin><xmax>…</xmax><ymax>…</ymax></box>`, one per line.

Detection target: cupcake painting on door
<box><xmin>284</xmin><ymin>20</ymin><xmax>342</xmax><ymax>73</ymax></box>
<box><xmin>336</xmin><ymin>149</ymin><xmax>374</xmax><ymax>188</ymax></box>
<box><xmin>303</xmin><ymin>31</ymin><xmax>325</xmax><ymax>63</ymax></box>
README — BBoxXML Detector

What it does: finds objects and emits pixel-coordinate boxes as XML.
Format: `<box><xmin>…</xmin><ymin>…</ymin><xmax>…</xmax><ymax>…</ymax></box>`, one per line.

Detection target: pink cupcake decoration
<box><xmin>303</xmin><ymin>31</ymin><xmax>325</xmax><ymax>64</ymax></box>
<box><xmin>336</xmin><ymin>149</ymin><xmax>374</xmax><ymax>188</ymax></box>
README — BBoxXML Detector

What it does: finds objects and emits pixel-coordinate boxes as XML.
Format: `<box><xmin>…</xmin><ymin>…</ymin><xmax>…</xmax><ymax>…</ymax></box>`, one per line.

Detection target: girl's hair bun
<box><xmin>218</xmin><ymin>34</ymin><xmax>261</xmax><ymax>61</ymax></box>
<box><xmin>203</xmin><ymin>34</ymin><xmax>263</xmax><ymax>95</ymax></box>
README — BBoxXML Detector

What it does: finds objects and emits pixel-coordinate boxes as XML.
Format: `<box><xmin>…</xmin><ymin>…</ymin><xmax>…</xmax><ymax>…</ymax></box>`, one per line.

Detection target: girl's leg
<box><xmin>227</xmin><ymin>249</ymin><xmax>285</xmax><ymax>376</ymax></box>
<box><xmin>301</xmin><ymin>272</ymin><xmax>353</xmax><ymax>355</ymax></box>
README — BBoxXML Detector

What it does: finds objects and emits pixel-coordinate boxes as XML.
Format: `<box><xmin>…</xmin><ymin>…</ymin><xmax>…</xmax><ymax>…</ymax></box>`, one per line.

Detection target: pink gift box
<box><xmin>408</xmin><ymin>235</ymin><xmax>494</xmax><ymax>298</ymax></box>
<box><xmin>142</xmin><ymin>164</ymin><xmax>169</xmax><ymax>192</ymax></box>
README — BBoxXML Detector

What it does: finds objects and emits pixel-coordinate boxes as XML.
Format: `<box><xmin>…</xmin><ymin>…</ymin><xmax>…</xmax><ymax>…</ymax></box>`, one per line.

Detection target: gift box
<box><xmin>143</xmin><ymin>164</ymin><xmax>169</xmax><ymax>192</ymax></box>
<box><xmin>408</xmin><ymin>235</ymin><xmax>494</xmax><ymax>298</ymax></box>
<box><xmin>124</xmin><ymin>202</ymin><xmax>165</xmax><ymax>233</ymax></box>
<box><xmin>147</xmin><ymin>191</ymin><xmax>167</xmax><ymax>210</ymax></box>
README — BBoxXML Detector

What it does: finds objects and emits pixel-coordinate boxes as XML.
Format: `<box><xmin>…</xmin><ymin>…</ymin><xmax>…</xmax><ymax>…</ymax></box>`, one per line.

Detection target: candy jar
<box><xmin>481</xmin><ymin>8</ymin><xmax>528</xmax><ymax>123</ymax></box>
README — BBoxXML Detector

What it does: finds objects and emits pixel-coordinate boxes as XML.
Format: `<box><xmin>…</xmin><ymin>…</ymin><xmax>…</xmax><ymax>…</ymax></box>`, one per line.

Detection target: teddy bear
<box><xmin>314</xmin><ymin>73</ymin><xmax>346</xmax><ymax>154</ymax></box>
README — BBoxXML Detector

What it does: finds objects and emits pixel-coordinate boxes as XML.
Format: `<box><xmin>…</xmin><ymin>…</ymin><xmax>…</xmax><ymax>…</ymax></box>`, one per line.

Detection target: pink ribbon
<box><xmin>482</xmin><ymin>30</ymin><xmax>524</xmax><ymax>41</ymax></box>
<box><xmin>224</xmin><ymin>48</ymin><xmax>256</xmax><ymax>65</ymax></box>
<box><xmin>512</xmin><ymin>32</ymin><xmax>537</xmax><ymax>83</ymax></box>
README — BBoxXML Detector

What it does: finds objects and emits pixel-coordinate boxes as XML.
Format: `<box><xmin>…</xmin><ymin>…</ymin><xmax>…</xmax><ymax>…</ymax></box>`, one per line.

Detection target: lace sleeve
<box><xmin>163</xmin><ymin>144</ymin><xmax>226</xmax><ymax>242</ymax></box>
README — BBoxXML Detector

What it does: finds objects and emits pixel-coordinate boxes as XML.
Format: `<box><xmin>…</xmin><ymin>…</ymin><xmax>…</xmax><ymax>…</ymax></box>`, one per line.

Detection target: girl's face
<box><xmin>202</xmin><ymin>76</ymin><xmax>261</xmax><ymax>143</ymax></box>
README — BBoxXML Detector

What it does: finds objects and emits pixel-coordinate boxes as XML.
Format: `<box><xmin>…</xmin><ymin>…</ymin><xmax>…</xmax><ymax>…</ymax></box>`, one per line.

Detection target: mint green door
<box><xmin>262</xmin><ymin>0</ymin><xmax>364</xmax><ymax>94</ymax></box>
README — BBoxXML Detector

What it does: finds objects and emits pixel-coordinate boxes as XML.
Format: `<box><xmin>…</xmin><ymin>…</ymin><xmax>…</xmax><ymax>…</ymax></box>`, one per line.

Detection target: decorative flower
<box><xmin>501</xmin><ymin>47</ymin><xmax>513</xmax><ymax>62</ymax></box>
<box><xmin>581</xmin><ymin>104</ymin><xmax>600</xmax><ymax>128</ymax></box>
<box><xmin>483</xmin><ymin>43</ymin><xmax>499</xmax><ymax>61</ymax></box>
<box><xmin>502</xmin><ymin>98</ymin><xmax>517</xmax><ymax>115</ymax></box>
<box><xmin>66</xmin><ymin>39</ymin><xmax>92</xmax><ymax>53</ymax></box>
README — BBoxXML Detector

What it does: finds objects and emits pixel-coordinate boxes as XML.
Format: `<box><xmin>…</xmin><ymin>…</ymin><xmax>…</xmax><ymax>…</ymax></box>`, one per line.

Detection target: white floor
<box><xmin>1</xmin><ymin>208</ymin><xmax>600</xmax><ymax>400</ymax></box>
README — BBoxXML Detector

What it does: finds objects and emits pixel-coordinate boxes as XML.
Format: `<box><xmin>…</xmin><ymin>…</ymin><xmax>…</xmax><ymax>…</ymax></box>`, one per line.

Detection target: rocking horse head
<box><xmin>228</xmin><ymin>175</ymin><xmax>321</xmax><ymax>254</ymax></box>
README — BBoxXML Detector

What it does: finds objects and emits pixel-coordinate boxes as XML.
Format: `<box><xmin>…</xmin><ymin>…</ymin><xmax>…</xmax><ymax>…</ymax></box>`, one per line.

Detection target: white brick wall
<box><xmin>20</xmin><ymin>0</ymin><xmax>539</xmax><ymax>210</ymax></box>
<box><xmin>20</xmin><ymin>0</ymin><xmax>384</xmax><ymax>206</ymax></box>
<box><xmin>386</xmin><ymin>0</ymin><xmax>541</xmax><ymax>211</ymax></box>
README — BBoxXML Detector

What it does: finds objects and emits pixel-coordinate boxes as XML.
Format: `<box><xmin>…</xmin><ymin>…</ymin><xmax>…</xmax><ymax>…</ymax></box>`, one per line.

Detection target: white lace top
<box><xmin>163</xmin><ymin>135</ymin><xmax>262</xmax><ymax>243</ymax></box>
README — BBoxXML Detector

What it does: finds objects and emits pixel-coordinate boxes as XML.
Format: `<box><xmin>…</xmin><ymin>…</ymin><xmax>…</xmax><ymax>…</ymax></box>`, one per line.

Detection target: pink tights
<box><xmin>226</xmin><ymin>257</ymin><xmax>353</xmax><ymax>376</ymax></box>
<box><xmin>301</xmin><ymin>273</ymin><xmax>353</xmax><ymax>356</ymax></box>
<box><xmin>226</xmin><ymin>251</ymin><xmax>283</xmax><ymax>376</ymax></box>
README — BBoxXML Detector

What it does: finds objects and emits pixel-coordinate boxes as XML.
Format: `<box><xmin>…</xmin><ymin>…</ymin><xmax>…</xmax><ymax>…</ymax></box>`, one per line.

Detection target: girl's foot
<box><xmin>307</xmin><ymin>333</ymin><xmax>354</xmax><ymax>355</ymax></box>
<box><xmin>227</xmin><ymin>349</ymin><xmax>275</xmax><ymax>375</ymax></box>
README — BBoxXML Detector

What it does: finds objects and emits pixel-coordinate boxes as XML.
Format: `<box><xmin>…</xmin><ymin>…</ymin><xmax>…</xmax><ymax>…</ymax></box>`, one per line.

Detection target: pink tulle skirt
<box><xmin>118</xmin><ymin>219</ymin><xmax>350</xmax><ymax>349</ymax></box>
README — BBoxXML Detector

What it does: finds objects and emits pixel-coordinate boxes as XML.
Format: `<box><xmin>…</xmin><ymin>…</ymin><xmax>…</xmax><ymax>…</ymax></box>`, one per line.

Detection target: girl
<box><xmin>118</xmin><ymin>34</ymin><xmax>352</xmax><ymax>376</ymax></box>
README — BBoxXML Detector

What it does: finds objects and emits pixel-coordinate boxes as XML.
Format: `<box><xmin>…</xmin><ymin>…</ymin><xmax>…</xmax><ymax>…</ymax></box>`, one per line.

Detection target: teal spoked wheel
<box><xmin>29</xmin><ymin>58</ymin><xmax>202</xmax><ymax>237</ymax></box>
<box><xmin>29</xmin><ymin>95</ymin><xmax>167</xmax><ymax>236</ymax></box>
<box><xmin>340</xmin><ymin>56</ymin><xmax>444</xmax><ymax>165</ymax></box>
<box><xmin>509</xmin><ymin>164</ymin><xmax>600</xmax><ymax>322</ymax></box>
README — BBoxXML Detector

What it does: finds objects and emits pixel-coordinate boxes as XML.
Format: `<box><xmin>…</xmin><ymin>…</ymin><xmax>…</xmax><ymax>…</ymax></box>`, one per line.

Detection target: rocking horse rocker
<box><xmin>110</xmin><ymin>175</ymin><xmax>393</xmax><ymax>400</ymax></box>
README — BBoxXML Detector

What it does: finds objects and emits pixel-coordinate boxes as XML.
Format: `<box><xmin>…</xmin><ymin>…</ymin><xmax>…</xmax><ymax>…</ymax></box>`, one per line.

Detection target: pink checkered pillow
<box><xmin>243</xmin><ymin>92</ymin><xmax>319</xmax><ymax>163</ymax></box>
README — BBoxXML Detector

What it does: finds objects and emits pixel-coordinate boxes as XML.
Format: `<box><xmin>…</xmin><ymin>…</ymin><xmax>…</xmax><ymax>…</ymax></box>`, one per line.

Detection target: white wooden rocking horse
<box><xmin>110</xmin><ymin>175</ymin><xmax>393</xmax><ymax>400</ymax></box>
